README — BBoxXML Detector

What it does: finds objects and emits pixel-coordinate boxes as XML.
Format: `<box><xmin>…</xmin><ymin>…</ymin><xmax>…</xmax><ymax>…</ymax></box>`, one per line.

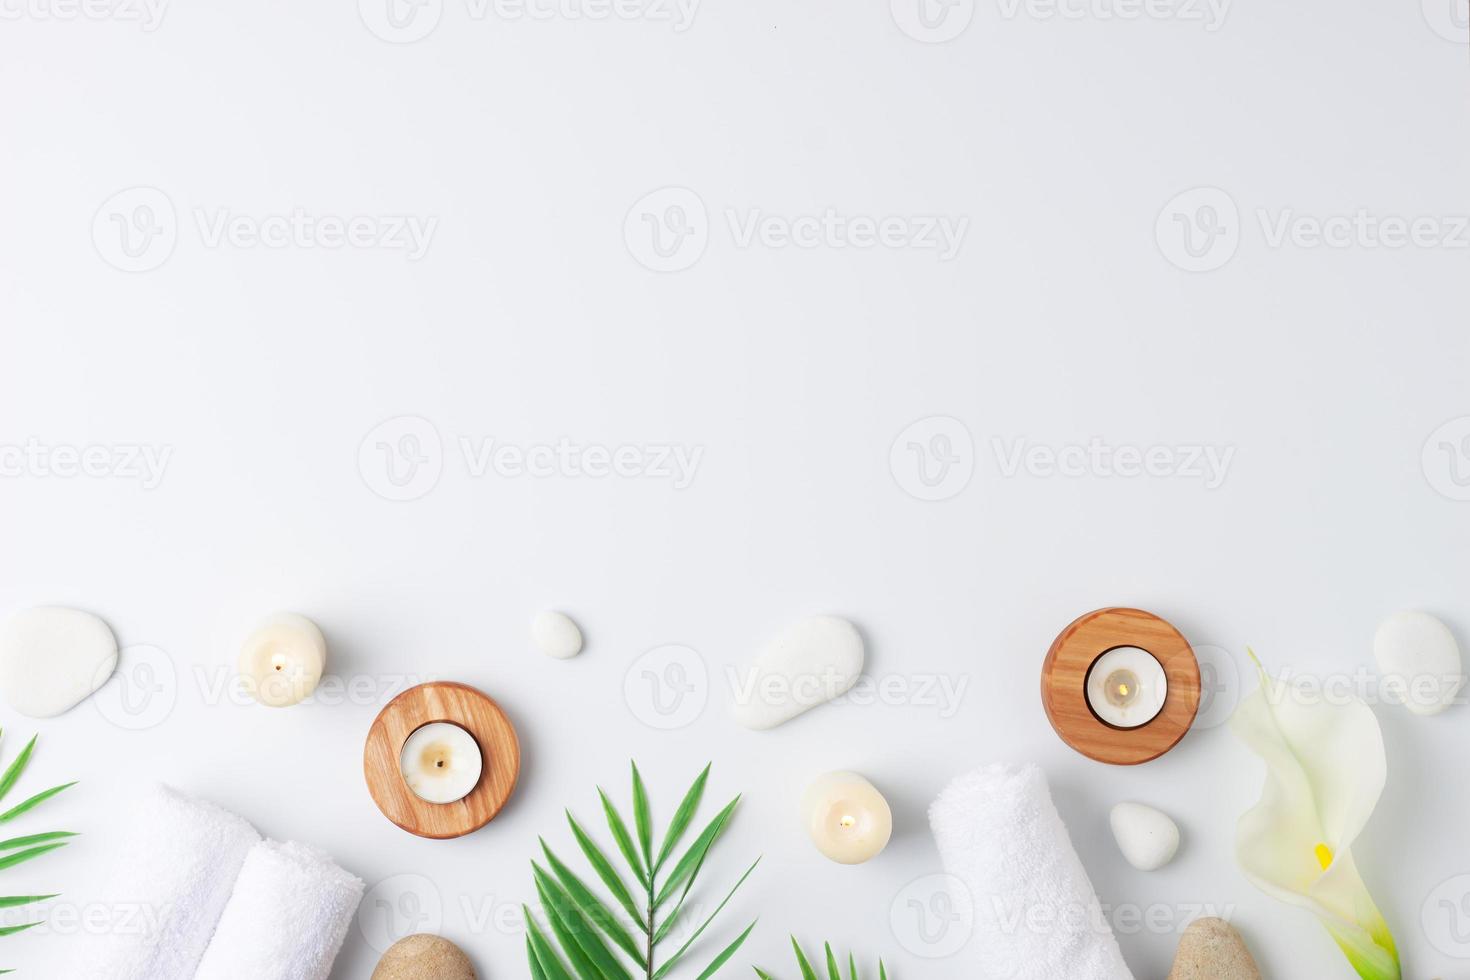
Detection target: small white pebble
<box><xmin>532</xmin><ymin>611</ymin><xmax>583</xmax><ymax>660</ymax></box>
<box><xmin>1110</xmin><ymin>801</ymin><xmax>1180</xmax><ymax>871</ymax></box>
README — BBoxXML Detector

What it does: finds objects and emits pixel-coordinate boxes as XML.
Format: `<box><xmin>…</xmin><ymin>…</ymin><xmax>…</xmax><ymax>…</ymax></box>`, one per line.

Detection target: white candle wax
<box><xmin>800</xmin><ymin>771</ymin><xmax>893</xmax><ymax>865</ymax></box>
<box><xmin>238</xmin><ymin>613</ymin><xmax>326</xmax><ymax>708</ymax></box>
<box><xmin>401</xmin><ymin>722</ymin><xmax>483</xmax><ymax>804</ymax></box>
<box><xmin>1086</xmin><ymin>646</ymin><xmax>1167</xmax><ymax>728</ymax></box>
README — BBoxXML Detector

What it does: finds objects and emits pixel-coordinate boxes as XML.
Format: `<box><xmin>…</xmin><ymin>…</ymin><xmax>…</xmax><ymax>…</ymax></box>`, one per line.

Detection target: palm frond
<box><xmin>526</xmin><ymin>763</ymin><xmax>758</xmax><ymax>979</ymax></box>
<box><xmin>0</xmin><ymin>731</ymin><xmax>74</xmax><ymax>974</ymax></box>
<box><xmin>754</xmin><ymin>941</ymin><xmax>889</xmax><ymax>980</ymax></box>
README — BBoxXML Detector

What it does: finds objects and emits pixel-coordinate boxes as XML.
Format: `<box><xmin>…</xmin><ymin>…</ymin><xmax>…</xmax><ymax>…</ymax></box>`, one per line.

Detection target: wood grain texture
<box><xmin>364</xmin><ymin>681</ymin><xmax>521</xmax><ymax>839</ymax></box>
<box><xmin>1041</xmin><ymin>607</ymin><xmax>1201</xmax><ymax>766</ymax></box>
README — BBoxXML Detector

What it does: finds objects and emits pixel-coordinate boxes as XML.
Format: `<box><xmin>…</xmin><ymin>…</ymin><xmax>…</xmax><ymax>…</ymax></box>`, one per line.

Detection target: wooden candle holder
<box><xmin>364</xmin><ymin>681</ymin><xmax>521</xmax><ymax>839</ymax></box>
<box><xmin>1041</xmin><ymin>607</ymin><xmax>1200</xmax><ymax>766</ymax></box>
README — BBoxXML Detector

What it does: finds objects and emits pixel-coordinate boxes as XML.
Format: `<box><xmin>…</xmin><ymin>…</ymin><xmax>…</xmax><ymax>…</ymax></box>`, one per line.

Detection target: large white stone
<box><xmin>1374</xmin><ymin>611</ymin><xmax>1464</xmax><ymax>716</ymax></box>
<box><xmin>0</xmin><ymin>606</ymin><xmax>119</xmax><ymax>718</ymax></box>
<box><xmin>731</xmin><ymin>616</ymin><xmax>864</xmax><ymax>730</ymax></box>
<box><xmin>1110</xmin><ymin>801</ymin><xmax>1180</xmax><ymax>871</ymax></box>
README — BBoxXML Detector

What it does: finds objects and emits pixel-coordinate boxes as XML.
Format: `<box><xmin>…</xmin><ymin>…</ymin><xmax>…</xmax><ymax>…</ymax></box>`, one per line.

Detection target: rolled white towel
<box><xmin>929</xmin><ymin>764</ymin><xmax>1134</xmax><ymax>980</ymax></box>
<box><xmin>194</xmin><ymin>839</ymin><xmax>365</xmax><ymax>980</ymax></box>
<box><xmin>67</xmin><ymin>783</ymin><xmax>261</xmax><ymax>980</ymax></box>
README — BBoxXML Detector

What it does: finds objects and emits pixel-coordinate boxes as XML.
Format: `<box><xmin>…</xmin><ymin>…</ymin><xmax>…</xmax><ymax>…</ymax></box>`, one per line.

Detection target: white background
<box><xmin>2</xmin><ymin>0</ymin><xmax>1469</xmax><ymax>977</ymax></box>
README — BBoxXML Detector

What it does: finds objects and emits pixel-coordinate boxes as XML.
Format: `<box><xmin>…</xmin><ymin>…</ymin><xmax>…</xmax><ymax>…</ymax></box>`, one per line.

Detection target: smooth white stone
<box><xmin>1110</xmin><ymin>801</ymin><xmax>1181</xmax><ymax>871</ymax></box>
<box><xmin>732</xmin><ymin>616</ymin><xmax>864</xmax><ymax>730</ymax></box>
<box><xmin>1374</xmin><ymin>611</ymin><xmax>1464</xmax><ymax>716</ymax></box>
<box><xmin>0</xmin><ymin>606</ymin><xmax>119</xmax><ymax>718</ymax></box>
<box><xmin>532</xmin><ymin>611</ymin><xmax>583</xmax><ymax>660</ymax></box>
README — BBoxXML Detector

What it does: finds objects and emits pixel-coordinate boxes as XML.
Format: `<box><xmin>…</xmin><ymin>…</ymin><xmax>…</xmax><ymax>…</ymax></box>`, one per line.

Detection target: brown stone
<box><xmin>371</xmin><ymin>934</ymin><xmax>477</xmax><ymax>980</ymax></box>
<box><xmin>1167</xmin><ymin>917</ymin><xmax>1262</xmax><ymax>980</ymax></box>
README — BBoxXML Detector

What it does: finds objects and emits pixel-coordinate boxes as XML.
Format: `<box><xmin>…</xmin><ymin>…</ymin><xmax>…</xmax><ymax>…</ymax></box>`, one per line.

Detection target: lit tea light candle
<box><xmin>400</xmin><ymin>722</ymin><xmax>483</xmax><ymax>804</ymax></box>
<box><xmin>800</xmin><ymin>771</ymin><xmax>893</xmax><ymax>865</ymax></box>
<box><xmin>1086</xmin><ymin>646</ymin><xmax>1167</xmax><ymax>728</ymax></box>
<box><xmin>239</xmin><ymin>613</ymin><xmax>326</xmax><ymax>708</ymax></box>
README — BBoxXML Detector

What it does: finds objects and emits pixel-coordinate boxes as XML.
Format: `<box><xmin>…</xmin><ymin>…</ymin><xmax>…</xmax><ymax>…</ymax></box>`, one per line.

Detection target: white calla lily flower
<box><xmin>1231</xmin><ymin>655</ymin><xmax>1400</xmax><ymax>980</ymax></box>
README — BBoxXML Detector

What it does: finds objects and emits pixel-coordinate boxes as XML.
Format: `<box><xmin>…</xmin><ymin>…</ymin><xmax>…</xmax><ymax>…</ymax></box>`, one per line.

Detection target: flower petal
<box><xmin>1232</xmin><ymin>658</ymin><xmax>1400</xmax><ymax>980</ymax></box>
<box><xmin>1258</xmin><ymin>671</ymin><xmax>1386</xmax><ymax>849</ymax></box>
<box><xmin>1231</xmin><ymin>678</ymin><xmax>1325</xmax><ymax>897</ymax></box>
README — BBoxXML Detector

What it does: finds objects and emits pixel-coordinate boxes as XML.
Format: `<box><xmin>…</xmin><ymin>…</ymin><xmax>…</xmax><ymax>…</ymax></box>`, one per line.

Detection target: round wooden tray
<box><xmin>364</xmin><ymin>681</ymin><xmax>521</xmax><ymax>839</ymax></box>
<box><xmin>1041</xmin><ymin>608</ymin><xmax>1200</xmax><ymax>766</ymax></box>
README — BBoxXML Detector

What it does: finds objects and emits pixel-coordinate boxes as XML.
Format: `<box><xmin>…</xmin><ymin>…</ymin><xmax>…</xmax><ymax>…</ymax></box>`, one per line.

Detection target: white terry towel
<box><xmin>929</xmin><ymin>764</ymin><xmax>1134</xmax><ymax>980</ymax></box>
<box><xmin>67</xmin><ymin>783</ymin><xmax>261</xmax><ymax>980</ymax></box>
<box><xmin>194</xmin><ymin>839</ymin><xmax>365</xmax><ymax>980</ymax></box>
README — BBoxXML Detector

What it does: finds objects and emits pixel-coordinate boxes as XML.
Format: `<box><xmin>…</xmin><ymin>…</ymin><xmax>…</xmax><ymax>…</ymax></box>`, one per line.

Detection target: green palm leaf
<box><xmin>524</xmin><ymin>763</ymin><xmax>758</xmax><ymax>980</ymax></box>
<box><xmin>599</xmin><ymin>789</ymin><xmax>650</xmax><ymax>892</ymax></box>
<box><xmin>754</xmin><ymin>941</ymin><xmax>890</xmax><ymax>980</ymax></box>
<box><xmin>0</xmin><ymin>783</ymin><xmax>76</xmax><ymax>823</ymax></box>
<box><xmin>0</xmin><ymin>733</ymin><xmax>72</xmax><ymax>974</ymax></box>
<box><xmin>655</xmin><ymin>796</ymin><xmax>740</xmax><ymax>908</ymax></box>
<box><xmin>568</xmin><ymin>811</ymin><xmax>646</xmax><ymax>933</ymax></box>
<box><xmin>541</xmin><ymin>841</ymin><xmax>647</xmax><ymax>969</ymax></box>
<box><xmin>655</xmin><ymin>764</ymin><xmax>709</xmax><ymax>875</ymax></box>
<box><xmin>0</xmin><ymin>738</ymin><xmax>37</xmax><ymax>807</ymax></box>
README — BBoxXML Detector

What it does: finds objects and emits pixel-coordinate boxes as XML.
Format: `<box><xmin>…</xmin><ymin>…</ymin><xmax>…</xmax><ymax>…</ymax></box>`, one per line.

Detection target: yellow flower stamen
<box><xmin>1315</xmin><ymin>843</ymin><xmax>1334</xmax><ymax>870</ymax></box>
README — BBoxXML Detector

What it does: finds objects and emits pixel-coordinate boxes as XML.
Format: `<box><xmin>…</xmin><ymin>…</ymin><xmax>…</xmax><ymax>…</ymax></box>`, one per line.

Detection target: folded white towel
<box><xmin>66</xmin><ymin>783</ymin><xmax>261</xmax><ymax>980</ymax></box>
<box><xmin>929</xmin><ymin>764</ymin><xmax>1134</xmax><ymax>980</ymax></box>
<box><xmin>194</xmin><ymin>839</ymin><xmax>365</xmax><ymax>980</ymax></box>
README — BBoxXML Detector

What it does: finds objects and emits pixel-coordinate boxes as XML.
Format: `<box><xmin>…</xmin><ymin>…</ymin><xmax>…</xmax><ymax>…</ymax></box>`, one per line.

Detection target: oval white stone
<box><xmin>1110</xmin><ymin>801</ymin><xmax>1180</xmax><ymax>871</ymax></box>
<box><xmin>532</xmin><ymin>611</ymin><xmax>583</xmax><ymax>660</ymax></box>
<box><xmin>732</xmin><ymin>616</ymin><xmax>864</xmax><ymax>730</ymax></box>
<box><xmin>0</xmin><ymin>606</ymin><xmax>119</xmax><ymax>718</ymax></box>
<box><xmin>1373</xmin><ymin>611</ymin><xmax>1463</xmax><ymax>716</ymax></box>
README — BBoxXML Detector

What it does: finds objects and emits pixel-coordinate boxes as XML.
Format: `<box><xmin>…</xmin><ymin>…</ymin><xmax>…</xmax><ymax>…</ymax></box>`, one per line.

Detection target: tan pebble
<box><xmin>371</xmin><ymin>934</ymin><xmax>476</xmax><ymax>980</ymax></box>
<box><xmin>1167</xmin><ymin>917</ymin><xmax>1262</xmax><ymax>980</ymax></box>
